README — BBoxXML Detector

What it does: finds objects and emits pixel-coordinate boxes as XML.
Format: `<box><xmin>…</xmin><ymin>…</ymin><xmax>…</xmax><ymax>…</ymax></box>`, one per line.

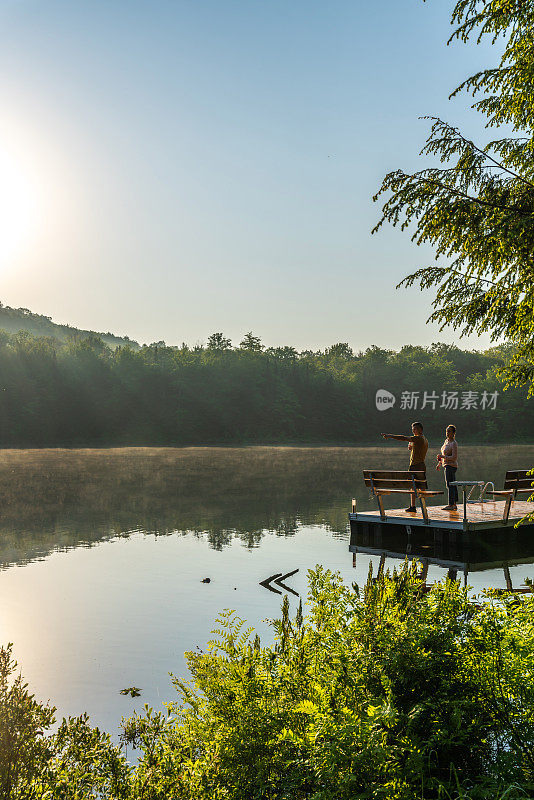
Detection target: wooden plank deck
<box><xmin>350</xmin><ymin>500</ymin><xmax>534</xmax><ymax>532</ymax></box>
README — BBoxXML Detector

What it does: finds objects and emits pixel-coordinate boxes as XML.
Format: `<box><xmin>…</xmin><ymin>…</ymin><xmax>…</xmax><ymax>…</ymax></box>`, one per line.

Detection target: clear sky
<box><xmin>0</xmin><ymin>0</ymin><xmax>499</xmax><ymax>350</ymax></box>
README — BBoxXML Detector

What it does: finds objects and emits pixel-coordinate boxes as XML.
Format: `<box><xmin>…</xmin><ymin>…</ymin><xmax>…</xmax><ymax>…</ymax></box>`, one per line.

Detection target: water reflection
<box><xmin>350</xmin><ymin>519</ymin><xmax>534</xmax><ymax>589</ymax></box>
<box><xmin>0</xmin><ymin>445</ymin><xmax>532</xmax><ymax>568</ymax></box>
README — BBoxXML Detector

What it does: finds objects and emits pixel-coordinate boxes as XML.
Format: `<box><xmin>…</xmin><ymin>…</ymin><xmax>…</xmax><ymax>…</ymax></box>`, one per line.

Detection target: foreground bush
<box><xmin>0</xmin><ymin>645</ymin><xmax>130</xmax><ymax>799</ymax></box>
<box><xmin>3</xmin><ymin>565</ymin><xmax>534</xmax><ymax>798</ymax></box>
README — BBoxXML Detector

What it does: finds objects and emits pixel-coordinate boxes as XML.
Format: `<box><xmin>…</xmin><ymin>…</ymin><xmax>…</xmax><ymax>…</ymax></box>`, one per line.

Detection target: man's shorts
<box><xmin>409</xmin><ymin>462</ymin><xmax>427</xmax><ymax>489</ymax></box>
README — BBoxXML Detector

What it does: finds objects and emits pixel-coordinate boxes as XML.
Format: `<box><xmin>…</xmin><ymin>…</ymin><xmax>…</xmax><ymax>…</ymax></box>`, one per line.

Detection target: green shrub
<box><xmin>3</xmin><ymin>565</ymin><xmax>534</xmax><ymax>798</ymax></box>
<box><xmin>123</xmin><ymin>565</ymin><xmax>534</xmax><ymax>799</ymax></box>
<box><xmin>0</xmin><ymin>644</ymin><xmax>55</xmax><ymax>797</ymax></box>
<box><xmin>0</xmin><ymin>644</ymin><xmax>130</xmax><ymax>799</ymax></box>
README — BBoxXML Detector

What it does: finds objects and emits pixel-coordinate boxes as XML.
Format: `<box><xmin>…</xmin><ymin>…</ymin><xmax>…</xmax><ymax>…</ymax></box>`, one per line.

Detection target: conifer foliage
<box><xmin>374</xmin><ymin>0</ymin><xmax>534</xmax><ymax>392</ymax></box>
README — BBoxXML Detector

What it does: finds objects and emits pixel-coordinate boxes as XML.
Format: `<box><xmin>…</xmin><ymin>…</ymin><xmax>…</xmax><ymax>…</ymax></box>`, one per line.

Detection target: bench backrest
<box><xmin>503</xmin><ymin>470</ymin><xmax>534</xmax><ymax>491</ymax></box>
<box><xmin>363</xmin><ymin>470</ymin><xmax>426</xmax><ymax>493</ymax></box>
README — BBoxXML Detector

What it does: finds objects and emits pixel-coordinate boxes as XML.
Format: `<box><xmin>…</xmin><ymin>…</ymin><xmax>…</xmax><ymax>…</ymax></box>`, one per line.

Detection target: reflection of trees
<box><xmin>0</xmin><ymin>445</ymin><xmax>531</xmax><ymax>568</ymax></box>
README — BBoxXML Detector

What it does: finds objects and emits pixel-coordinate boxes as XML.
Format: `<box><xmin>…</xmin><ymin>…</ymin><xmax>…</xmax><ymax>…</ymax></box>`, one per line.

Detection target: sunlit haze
<box><xmin>0</xmin><ymin>0</ymin><xmax>497</xmax><ymax>350</ymax></box>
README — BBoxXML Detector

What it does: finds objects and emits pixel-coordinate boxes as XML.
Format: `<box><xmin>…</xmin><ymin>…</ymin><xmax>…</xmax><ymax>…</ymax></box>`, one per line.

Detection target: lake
<box><xmin>0</xmin><ymin>444</ymin><xmax>533</xmax><ymax>738</ymax></box>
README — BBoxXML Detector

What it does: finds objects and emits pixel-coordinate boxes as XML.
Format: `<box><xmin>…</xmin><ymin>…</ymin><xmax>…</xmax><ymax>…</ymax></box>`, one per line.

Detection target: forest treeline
<box><xmin>0</xmin><ymin>329</ymin><xmax>531</xmax><ymax>447</ymax></box>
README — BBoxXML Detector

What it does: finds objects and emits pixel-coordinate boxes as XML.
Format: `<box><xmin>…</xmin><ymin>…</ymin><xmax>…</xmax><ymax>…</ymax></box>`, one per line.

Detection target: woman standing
<box><xmin>437</xmin><ymin>425</ymin><xmax>458</xmax><ymax>511</ymax></box>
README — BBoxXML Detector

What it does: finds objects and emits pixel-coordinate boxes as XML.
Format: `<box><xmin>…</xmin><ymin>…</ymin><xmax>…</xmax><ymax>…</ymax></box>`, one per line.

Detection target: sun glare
<box><xmin>0</xmin><ymin>145</ymin><xmax>41</xmax><ymax>269</ymax></box>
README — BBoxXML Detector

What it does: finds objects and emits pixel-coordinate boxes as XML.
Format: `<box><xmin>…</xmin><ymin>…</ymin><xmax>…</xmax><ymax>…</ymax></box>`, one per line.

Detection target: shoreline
<box><xmin>0</xmin><ymin>441</ymin><xmax>533</xmax><ymax>452</ymax></box>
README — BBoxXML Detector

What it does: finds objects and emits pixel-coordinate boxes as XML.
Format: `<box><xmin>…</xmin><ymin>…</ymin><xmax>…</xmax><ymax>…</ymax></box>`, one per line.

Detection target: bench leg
<box><xmin>418</xmin><ymin>495</ymin><xmax>429</xmax><ymax>525</ymax></box>
<box><xmin>503</xmin><ymin>494</ymin><xmax>512</xmax><ymax>524</ymax></box>
<box><xmin>376</xmin><ymin>494</ymin><xmax>386</xmax><ymax>521</ymax></box>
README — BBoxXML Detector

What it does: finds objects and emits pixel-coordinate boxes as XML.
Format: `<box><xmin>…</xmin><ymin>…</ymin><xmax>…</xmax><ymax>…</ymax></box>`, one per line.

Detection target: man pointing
<box><xmin>381</xmin><ymin>422</ymin><xmax>428</xmax><ymax>512</ymax></box>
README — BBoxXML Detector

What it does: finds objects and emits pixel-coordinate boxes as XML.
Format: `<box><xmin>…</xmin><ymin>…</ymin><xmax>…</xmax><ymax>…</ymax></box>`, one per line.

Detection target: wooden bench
<box><xmin>489</xmin><ymin>470</ymin><xmax>533</xmax><ymax>522</ymax></box>
<box><xmin>363</xmin><ymin>470</ymin><xmax>443</xmax><ymax>524</ymax></box>
<box><xmin>493</xmin><ymin>470</ymin><xmax>534</xmax><ymax>499</ymax></box>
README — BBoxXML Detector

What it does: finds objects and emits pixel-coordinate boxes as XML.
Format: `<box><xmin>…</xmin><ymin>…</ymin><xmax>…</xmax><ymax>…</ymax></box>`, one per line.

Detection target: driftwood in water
<box><xmin>259</xmin><ymin>568</ymin><xmax>299</xmax><ymax>596</ymax></box>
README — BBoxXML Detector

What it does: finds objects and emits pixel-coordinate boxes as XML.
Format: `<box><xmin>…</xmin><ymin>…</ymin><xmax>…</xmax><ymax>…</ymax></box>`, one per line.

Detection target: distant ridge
<box><xmin>0</xmin><ymin>302</ymin><xmax>140</xmax><ymax>349</ymax></box>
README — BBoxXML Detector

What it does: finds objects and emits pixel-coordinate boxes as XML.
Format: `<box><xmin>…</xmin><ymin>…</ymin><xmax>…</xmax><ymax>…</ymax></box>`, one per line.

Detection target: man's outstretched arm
<box><xmin>381</xmin><ymin>433</ymin><xmax>414</xmax><ymax>441</ymax></box>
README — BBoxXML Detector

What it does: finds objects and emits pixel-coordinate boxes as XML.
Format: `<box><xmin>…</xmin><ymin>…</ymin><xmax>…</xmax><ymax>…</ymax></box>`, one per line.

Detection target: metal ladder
<box><xmin>467</xmin><ymin>481</ymin><xmax>494</xmax><ymax>503</ymax></box>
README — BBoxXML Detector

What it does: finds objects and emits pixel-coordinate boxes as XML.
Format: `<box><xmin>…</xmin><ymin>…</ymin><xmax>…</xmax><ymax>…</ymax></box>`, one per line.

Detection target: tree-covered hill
<box><xmin>0</xmin><ymin>302</ymin><xmax>139</xmax><ymax>349</ymax></box>
<box><xmin>0</xmin><ymin>328</ymin><xmax>530</xmax><ymax>447</ymax></box>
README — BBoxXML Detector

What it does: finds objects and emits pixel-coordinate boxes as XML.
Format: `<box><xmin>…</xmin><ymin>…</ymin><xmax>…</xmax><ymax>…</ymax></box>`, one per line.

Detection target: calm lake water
<box><xmin>0</xmin><ymin>444</ymin><xmax>533</xmax><ymax>737</ymax></box>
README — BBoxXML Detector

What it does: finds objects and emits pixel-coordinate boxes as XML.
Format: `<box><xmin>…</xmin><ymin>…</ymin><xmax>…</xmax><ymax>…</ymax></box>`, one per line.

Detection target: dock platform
<box><xmin>349</xmin><ymin>499</ymin><xmax>533</xmax><ymax>533</ymax></box>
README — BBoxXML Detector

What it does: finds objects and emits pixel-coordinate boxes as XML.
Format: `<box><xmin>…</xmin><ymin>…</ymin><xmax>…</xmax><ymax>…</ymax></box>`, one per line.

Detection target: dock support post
<box><xmin>372</xmin><ymin>527</ymin><xmax>383</xmax><ymax>548</ymax></box>
<box><xmin>447</xmin><ymin>567</ymin><xmax>458</xmax><ymax>582</ymax></box>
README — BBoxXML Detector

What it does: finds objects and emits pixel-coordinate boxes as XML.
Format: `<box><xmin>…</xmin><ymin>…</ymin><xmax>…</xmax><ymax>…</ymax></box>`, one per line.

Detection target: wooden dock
<box><xmin>349</xmin><ymin>499</ymin><xmax>533</xmax><ymax>533</ymax></box>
